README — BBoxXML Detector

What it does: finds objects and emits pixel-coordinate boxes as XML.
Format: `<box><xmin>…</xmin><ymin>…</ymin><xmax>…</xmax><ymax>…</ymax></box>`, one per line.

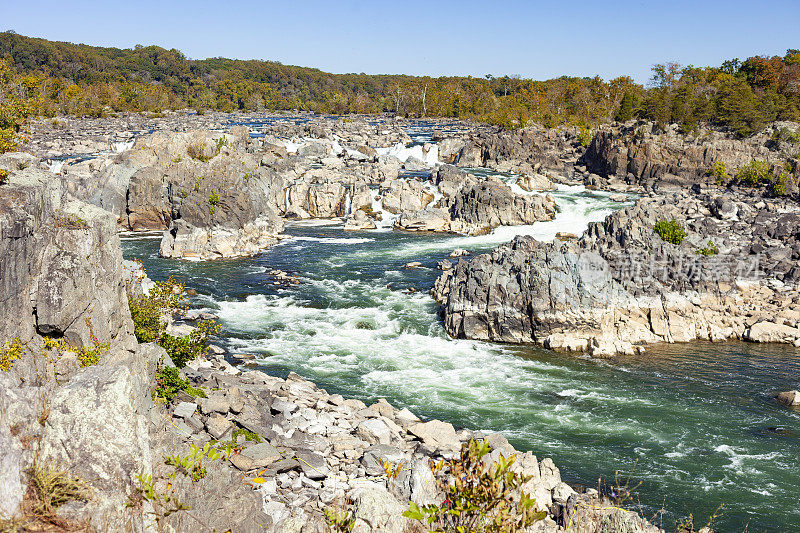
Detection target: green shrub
<box><xmin>0</xmin><ymin>168</ymin><xmax>9</xmax><ymax>185</ymax></box>
<box><xmin>208</xmin><ymin>189</ymin><xmax>220</xmax><ymax>215</ymax></box>
<box><xmin>186</xmin><ymin>142</ymin><xmax>211</xmax><ymax>162</ymax></box>
<box><xmin>695</xmin><ymin>240</ymin><xmax>719</xmax><ymax>256</ymax></box>
<box><xmin>158</xmin><ymin>320</ymin><xmax>220</xmax><ymax>368</ymax></box>
<box><xmin>232</xmin><ymin>428</ymin><xmax>261</xmax><ymax>443</ymax></box>
<box><xmin>578</xmin><ymin>126</ymin><xmax>593</xmax><ymax>147</ymax></box>
<box><xmin>736</xmin><ymin>160</ymin><xmax>772</xmax><ymax>187</ymax></box>
<box><xmin>324</xmin><ymin>508</ymin><xmax>356</xmax><ymax>533</ymax></box>
<box><xmin>403</xmin><ymin>438</ymin><xmax>546</xmax><ymax>532</ymax></box>
<box><xmin>29</xmin><ymin>459</ymin><xmax>90</xmax><ymax>519</ymax></box>
<box><xmin>707</xmin><ymin>161</ymin><xmax>729</xmax><ymax>185</ymax></box>
<box><xmin>128</xmin><ymin>276</ymin><xmax>218</xmax><ymax>368</ymax></box>
<box><xmin>772</xmin><ymin>172</ymin><xmax>794</xmax><ymax>196</ymax></box>
<box><xmin>653</xmin><ymin>219</ymin><xmax>687</xmax><ymax>245</ymax></box>
<box><xmin>128</xmin><ymin>277</ymin><xmax>187</xmax><ymax>343</ymax></box>
<box><xmin>153</xmin><ymin>366</ymin><xmax>188</xmax><ymax>401</ymax></box>
<box><xmin>76</xmin><ymin>343</ymin><xmax>107</xmax><ymax>367</ymax></box>
<box><xmin>214</xmin><ymin>137</ymin><xmax>228</xmax><ymax>154</ymax></box>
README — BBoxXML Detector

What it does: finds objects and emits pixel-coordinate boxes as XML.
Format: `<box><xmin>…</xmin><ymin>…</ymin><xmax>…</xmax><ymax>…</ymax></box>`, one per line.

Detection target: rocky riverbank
<box><xmin>434</xmin><ymin>187</ymin><xmax>800</xmax><ymax>355</ymax></box>
<box><xmin>0</xmin><ymin>167</ymin><xmax>661</xmax><ymax>531</ymax></box>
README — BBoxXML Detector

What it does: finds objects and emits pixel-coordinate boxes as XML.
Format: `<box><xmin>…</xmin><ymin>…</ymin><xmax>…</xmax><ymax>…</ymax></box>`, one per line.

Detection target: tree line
<box><xmin>1</xmin><ymin>31</ymin><xmax>799</xmax><ymax>152</ymax></box>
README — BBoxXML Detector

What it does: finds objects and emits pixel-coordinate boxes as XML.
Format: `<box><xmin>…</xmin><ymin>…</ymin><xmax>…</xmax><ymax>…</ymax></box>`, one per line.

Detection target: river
<box><xmin>122</xmin><ymin>177</ymin><xmax>800</xmax><ymax>532</ymax></box>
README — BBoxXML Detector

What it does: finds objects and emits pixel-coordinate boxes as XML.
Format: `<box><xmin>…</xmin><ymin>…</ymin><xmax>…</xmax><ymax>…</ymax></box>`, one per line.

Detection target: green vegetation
<box><xmin>403</xmin><ymin>438</ymin><xmax>546</xmax><ymax>532</ymax></box>
<box><xmin>0</xmin><ymin>337</ymin><xmax>24</xmax><ymax>371</ymax></box>
<box><xmin>3</xmin><ymin>32</ymin><xmax>798</xmax><ymax>135</ymax></box>
<box><xmin>653</xmin><ymin>219</ymin><xmax>688</xmax><ymax>245</ymax></box>
<box><xmin>735</xmin><ymin>159</ymin><xmax>773</xmax><ymax>187</ymax></box>
<box><xmin>164</xmin><ymin>442</ymin><xmax>227</xmax><ymax>482</ymax></box>
<box><xmin>54</xmin><ymin>213</ymin><xmax>89</xmax><ymax>229</ymax></box>
<box><xmin>213</xmin><ymin>136</ymin><xmax>228</xmax><ymax>153</ymax></box>
<box><xmin>29</xmin><ymin>458</ymin><xmax>90</xmax><ymax>519</ymax></box>
<box><xmin>0</xmin><ymin>57</ymin><xmax>34</xmax><ymax>152</ymax></box>
<box><xmin>707</xmin><ymin>161</ymin><xmax>730</xmax><ymax>185</ymax></box>
<box><xmin>0</xmin><ymin>168</ymin><xmax>9</xmax><ymax>184</ymax></box>
<box><xmin>129</xmin><ymin>472</ymin><xmax>191</xmax><ymax>524</ymax></box>
<box><xmin>153</xmin><ymin>365</ymin><xmax>206</xmax><ymax>401</ymax></box>
<box><xmin>128</xmin><ymin>276</ymin><xmax>219</xmax><ymax>367</ymax></box>
<box><xmin>209</xmin><ymin>189</ymin><xmax>220</xmax><ymax>215</ymax></box>
<box><xmin>232</xmin><ymin>428</ymin><xmax>261</xmax><ymax>443</ymax></box>
<box><xmin>324</xmin><ymin>508</ymin><xmax>356</xmax><ymax>533</ymax></box>
<box><xmin>186</xmin><ymin>142</ymin><xmax>210</xmax><ymax>162</ymax></box>
<box><xmin>578</xmin><ymin>126</ymin><xmax>593</xmax><ymax>147</ymax></box>
<box><xmin>695</xmin><ymin>240</ymin><xmax>719</xmax><ymax>256</ymax></box>
<box><xmin>75</xmin><ymin>342</ymin><xmax>107</xmax><ymax>367</ymax></box>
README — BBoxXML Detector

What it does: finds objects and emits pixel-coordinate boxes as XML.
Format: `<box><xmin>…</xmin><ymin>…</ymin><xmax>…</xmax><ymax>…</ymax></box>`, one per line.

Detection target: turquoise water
<box><xmin>122</xmin><ymin>185</ymin><xmax>800</xmax><ymax>532</ymax></box>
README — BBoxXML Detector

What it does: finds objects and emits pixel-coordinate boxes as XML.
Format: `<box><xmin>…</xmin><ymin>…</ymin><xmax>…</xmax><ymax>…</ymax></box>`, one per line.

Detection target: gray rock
<box><xmin>205</xmin><ymin>414</ymin><xmax>234</xmax><ymax>440</ymax></box>
<box><xmin>173</xmin><ymin>401</ymin><xmax>197</xmax><ymax>419</ymax></box>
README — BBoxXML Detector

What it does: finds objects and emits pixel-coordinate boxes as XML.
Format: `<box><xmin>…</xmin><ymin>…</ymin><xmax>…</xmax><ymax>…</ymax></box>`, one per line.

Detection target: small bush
<box><xmin>214</xmin><ymin>137</ymin><xmax>228</xmax><ymax>154</ymax></box>
<box><xmin>736</xmin><ymin>160</ymin><xmax>772</xmax><ymax>187</ymax></box>
<box><xmin>209</xmin><ymin>189</ymin><xmax>220</xmax><ymax>215</ymax></box>
<box><xmin>403</xmin><ymin>438</ymin><xmax>546</xmax><ymax>532</ymax></box>
<box><xmin>128</xmin><ymin>277</ymin><xmax>187</xmax><ymax>343</ymax></box>
<box><xmin>653</xmin><ymin>219</ymin><xmax>687</xmax><ymax>245</ymax></box>
<box><xmin>578</xmin><ymin>126</ymin><xmax>593</xmax><ymax>147</ymax></box>
<box><xmin>232</xmin><ymin>428</ymin><xmax>261</xmax><ymax>443</ymax></box>
<box><xmin>707</xmin><ymin>161</ymin><xmax>729</xmax><ymax>185</ymax></box>
<box><xmin>153</xmin><ymin>366</ymin><xmax>188</xmax><ymax>401</ymax></box>
<box><xmin>54</xmin><ymin>213</ymin><xmax>89</xmax><ymax>229</ymax></box>
<box><xmin>0</xmin><ymin>337</ymin><xmax>24</xmax><ymax>371</ymax></box>
<box><xmin>772</xmin><ymin>172</ymin><xmax>794</xmax><ymax>196</ymax></box>
<box><xmin>76</xmin><ymin>343</ymin><xmax>107</xmax><ymax>367</ymax></box>
<box><xmin>695</xmin><ymin>240</ymin><xmax>719</xmax><ymax>256</ymax></box>
<box><xmin>0</xmin><ymin>168</ymin><xmax>9</xmax><ymax>185</ymax></box>
<box><xmin>186</xmin><ymin>143</ymin><xmax>211</xmax><ymax>162</ymax></box>
<box><xmin>158</xmin><ymin>320</ymin><xmax>220</xmax><ymax>368</ymax></box>
<box><xmin>324</xmin><ymin>508</ymin><xmax>356</xmax><ymax>533</ymax></box>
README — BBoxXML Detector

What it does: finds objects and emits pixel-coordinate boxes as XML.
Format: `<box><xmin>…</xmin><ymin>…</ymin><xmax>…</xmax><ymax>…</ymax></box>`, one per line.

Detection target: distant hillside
<box><xmin>0</xmin><ymin>31</ymin><xmax>799</xmax><ymax>135</ymax></box>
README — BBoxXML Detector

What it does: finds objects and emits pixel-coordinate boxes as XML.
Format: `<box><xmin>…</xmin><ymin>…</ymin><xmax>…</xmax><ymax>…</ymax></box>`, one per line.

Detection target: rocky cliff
<box><xmin>581</xmin><ymin>121</ymin><xmax>800</xmax><ymax>193</ymax></box>
<box><xmin>435</xmin><ymin>189</ymin><xmax>800</xmax><ymax>355</ymax></box>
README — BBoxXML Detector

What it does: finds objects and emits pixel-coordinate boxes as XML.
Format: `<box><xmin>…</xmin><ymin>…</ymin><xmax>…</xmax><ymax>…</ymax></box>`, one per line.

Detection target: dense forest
<box><xmin>1</xmin><ymin>31</ymin><xmax>799</xmax><ymax>152</ymax></box>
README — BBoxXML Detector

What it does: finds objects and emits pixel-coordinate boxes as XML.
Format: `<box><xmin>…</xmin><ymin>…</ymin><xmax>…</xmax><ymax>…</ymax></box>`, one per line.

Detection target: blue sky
<box><xmin>2</xmin><ymin>0</ymin><xmax>798</xmax><ymax>84</ymax></box>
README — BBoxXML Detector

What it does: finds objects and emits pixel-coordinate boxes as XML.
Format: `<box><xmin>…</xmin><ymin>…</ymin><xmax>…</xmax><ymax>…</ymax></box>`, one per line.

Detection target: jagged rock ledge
<box><xmin>434</xmin><ymin>189</ymin><xmax>800</xmax><ymax>356</ymax></box>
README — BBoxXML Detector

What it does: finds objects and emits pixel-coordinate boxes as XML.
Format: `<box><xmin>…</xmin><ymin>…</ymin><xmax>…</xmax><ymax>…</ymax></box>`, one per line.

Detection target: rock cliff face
<box><xmin>0</xmin><ymin>164</ymin><xmax>135</xmax><ymax>349</ymax></box>
<box><xmin>437</xmin><ymin>125</ymin><xmax>586</xmax><ymax>178</ymax></box>
<box><xmin>435</xmin><ymin>190</ymin><xmax>800</xmax><ymax>355</ymax></box>
<box><xmin>581</xmin><ymin>121</ymin><xmax>800</xmax><ymax>192</ymax></box>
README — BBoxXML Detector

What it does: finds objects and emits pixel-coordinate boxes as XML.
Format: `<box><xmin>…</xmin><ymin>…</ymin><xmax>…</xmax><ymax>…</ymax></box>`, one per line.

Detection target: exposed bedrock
<box><xmin>435</xmin><ymin>190</ymin><xmax>800</xmax><ymax>355</ymax></box>
<box><xmin>581</xmin><ymin>121</ymin><xmax>800</xmax><ymax>193</ymax></box>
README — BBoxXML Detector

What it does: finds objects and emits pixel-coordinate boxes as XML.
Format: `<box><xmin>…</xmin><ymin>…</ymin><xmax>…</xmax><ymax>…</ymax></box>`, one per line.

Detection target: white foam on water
<box><xmin>289</xmin><ymin>236</ymin><xmax>375</xmax><ymax>245</ymax></box>
<box><xmin>376</xmin><ymin>142</ymin><xmax>440</xmax><ymax>166</ymax></box>
<box><xmin>112</xmin><ymin>140</ymin><xmax>135</xmax><ymax>153</ymax></box>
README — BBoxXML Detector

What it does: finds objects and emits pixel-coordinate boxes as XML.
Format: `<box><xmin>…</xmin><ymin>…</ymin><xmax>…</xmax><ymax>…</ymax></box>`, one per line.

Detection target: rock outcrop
<box><xmin>582</xmin><ymin>121</ymin><xmax>800</xmax><ymax>193</ymax></box>
<box><xmin>0</xmin><ymin>164</ymin><xmax>136</xmax><ymax>349</ymax></box>
<box><xmin>435</xmin><ymin>189</ymin><xmax>800</xmax><ymax>355</ymax></box>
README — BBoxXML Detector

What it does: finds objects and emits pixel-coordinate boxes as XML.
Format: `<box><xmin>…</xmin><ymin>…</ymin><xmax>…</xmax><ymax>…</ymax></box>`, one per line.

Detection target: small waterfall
<box><xmin>47</xmin><ymin>159</ymin><xmax>65</xmax><ymax>174</ymax></box>
<box><xmin>344</xmin><ymin>187</ymin><xmax>353</xmax><ymax>217</ymax></box>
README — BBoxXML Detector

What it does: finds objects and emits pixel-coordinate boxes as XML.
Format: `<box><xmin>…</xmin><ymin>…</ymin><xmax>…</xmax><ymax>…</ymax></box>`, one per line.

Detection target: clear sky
<box><xmin>1</xmin><ymin>0</ymin><xmax>798</xmax><ymax>84</ymax></box>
